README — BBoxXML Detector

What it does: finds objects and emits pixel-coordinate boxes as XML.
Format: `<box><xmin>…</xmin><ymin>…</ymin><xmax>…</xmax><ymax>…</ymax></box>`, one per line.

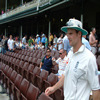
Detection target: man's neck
<box><xmin>91</xmin><ymin>32</ymin><xmax>95</xmax><ymax>36</ymax></box>
<box><xmin>73</xmin><ymin>43</ymin><xmax>82</xmax><ymax>53</ymax></box>
<box><xmin>47</xmin><ymin>55</ymin><xmax>50</xmax><ymax>58</ymax></box>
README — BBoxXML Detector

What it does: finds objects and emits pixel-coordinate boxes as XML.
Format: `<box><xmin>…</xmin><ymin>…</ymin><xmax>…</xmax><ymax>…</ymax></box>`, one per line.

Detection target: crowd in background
<box><xmin>0</xmin><ymin>27</ymin><xmax>100</xmax><ymax>56</ymax></box>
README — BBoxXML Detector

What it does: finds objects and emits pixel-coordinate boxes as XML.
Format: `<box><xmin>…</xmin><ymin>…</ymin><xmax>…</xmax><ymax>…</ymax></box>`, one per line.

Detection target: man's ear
<box><xmin>78</xmin><ymin>31</ymin><xmax>82</xmax><ymax>38</ymax></box>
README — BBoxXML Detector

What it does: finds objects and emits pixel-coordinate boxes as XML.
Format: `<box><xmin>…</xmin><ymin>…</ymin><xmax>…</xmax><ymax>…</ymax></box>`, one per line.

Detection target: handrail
<box><xmin>0</xmin><ymin>0</ymin><xmax>59</xmax><ymax>20</ymax></box>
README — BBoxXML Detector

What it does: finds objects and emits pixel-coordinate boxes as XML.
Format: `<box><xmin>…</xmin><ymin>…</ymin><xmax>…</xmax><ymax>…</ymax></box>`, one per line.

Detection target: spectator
<box><xmin>63</xmin><ymin>34</ymin><xmax>71</xmax><ymax>54</ymax></box>
<box><xmin>82</xmin><ymin>35</ymin><xmax>91</xmax><ymax>51</ymax></box>
<box><xmin>49</xmin><ymin>33</ymin><xmax>53</xmax><ymax>45</ymax></box>
<box><xmin>36</xmin><ymin>34</ymin><xmax>40</xmax><ymax>45</ymax></box>
<box><xmin>22</xmin><ymin>35</ymin><xmax>27</xmax><ymax>49</ymax></box>
<box><xmin>1</xmin><ymin>35</ymin><xmax>6</xmax><ymax>54</ymax></box>
<box><xmin>48</xmin><ymin>43</ymin><xmax>52</xmax><ymax>50</ymax></box>
<box><xmin>89</xmin><ymin>27</ymin><xmax>98</xmax><ymax>54</ymax></box>
<box><xmin>32</xmin><ymin>36</ymin><xmax>35</xmax><ymax>44</ymax></box>
<box><xmin>19</xmin><ymin>40</ymin><xmax>22</xmax><ymax>48</ymax></box>
<box><xmin>29</xmin><ymin>43</ymin><xmax>34</xmax><ymax>50</ymax></box>
<box><xmin>57</xmin><ymin>33</ymin><xmax>63</xmax><ymax>50</ymax></box>
<box><xmin>41</xmin><ymin>34</ymin><xmax>45</xmax><ymax>47</ymax></box>
<box><xmin>52</xmin><ymin>41</ymin><xmax>57</xmax><ymax>51</ymax></box>
<box><xmin>45</xmin><ymin>35</ymin><xmax>48</xmax><ymax>48</ymax></box>
<box><xmin>7</xmin><ymin>35</ymin><xmax>14</xmax><ymax>52</ymax></box>
<box><xmin>45</xmin><ymin>18</ymin><xmax>100</xmax><ymax>100</ymax></box>
<box><xmin>52</xmin><ymin>49</ymin><xmax>67</xmax><ymax>80</ymax></box>
<box><xmin>40</xmin><ymin>48</ymin><xmax>53</xmax><ymax>73</ymax></box>
<box><xmin>28</xmin><ymin>36</ymin><xmax>33</xmax><ymax>47</ymax></box>
<box><xmin>53</xmin><ymin>34</ymin><xmax>58</xmax><ymax>44</ymax></box>
<box><xmin>34</xmin><ymin>42</ymin><xmax>38</xmax><ymax>49</ymax></box>
<box><xmin>5</xmin><ymin>37</ymin><xmax>8</xmax><ymax>51</ymax></box>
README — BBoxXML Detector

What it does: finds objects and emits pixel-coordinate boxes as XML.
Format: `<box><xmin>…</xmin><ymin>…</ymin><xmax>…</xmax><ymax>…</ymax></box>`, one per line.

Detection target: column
<box><xmin>81</xmin><ymin>0</ymin><xmax>83</xmax><ymax>23</ymax></box>
<box><xmin>81</xmin><ymin>14</ymin><xmax>83</xmax><ymax>24</ymax></box>
<box><xmin>21</xmin><ymin>0</ymin><xmax>23</xmax><ymax>5</ymax></box>
<box><xmin>5</xmin><ymin>0</ymin><xmax>7</xmax><ymax>12</ymax></box>
<box><xmin>48</xmin><ymin>21</ymin><xmax>51</xmax><ymax>40</ymax></box>
<box><xmin>20</xmin><ymin>25</ymin><xmax>23</xmax><ymax>39</ymax></box>
<box><xmin>37</xmin><ymin>0</ymin><xmax>40</xmax><ymax>11</ymax></box>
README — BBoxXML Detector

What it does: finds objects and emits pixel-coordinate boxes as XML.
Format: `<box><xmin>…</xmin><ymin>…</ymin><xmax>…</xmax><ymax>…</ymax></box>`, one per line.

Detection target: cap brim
<box><xmin>61</xmin><ymin>26</ymin><xmax>88</xmax><ymax>35</ymax></box>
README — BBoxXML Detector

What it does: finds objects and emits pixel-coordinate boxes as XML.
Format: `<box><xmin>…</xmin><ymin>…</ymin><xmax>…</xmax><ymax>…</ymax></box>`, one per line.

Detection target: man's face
<box><xmin>67</xmin><ymin>29</ymin><xmax>81</xmax><ymax>47</ymax></box>
<box><xmin>3</xmin><ymin>36</ymin><xmax>5</xmax><ymax>39</ymax></box>
<box><xmin>61</xmin><ymin>34</ymin><xmax>63</xmax><ymax>38</ymax></box>
<box><xmin>92</xmin><ymin>28</ymin><xmax>96</xmax><ymax>34</ymax></box>
<box><xmin>30</xmin><ymin>37</ymin><xmax>32</xmax><ymax>39</ymax></box>
<box><xmin>59</xmin><ymin>49</ymin><xmax>65</xmax><ymax>59</ymax></box>
<box><xmin>10</xmin><ymin>35</ymin><xmax>12</xmax><ymax>39</ymax></box>
<box><xmin>46</xmin><ymin>50</ymin><xmax>51</xmax><ymax>56</ymax></box>
<box><xmin>25</xmin><ymin>36</ymin><xmax>27</xmax><ymax>39</ymax></box>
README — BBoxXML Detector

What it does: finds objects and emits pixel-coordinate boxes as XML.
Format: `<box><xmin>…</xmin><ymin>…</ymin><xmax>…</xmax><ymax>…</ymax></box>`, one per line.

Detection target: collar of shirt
<box><xmin>70</xmin><ymin>45</ymin><xmax>85</xmax><ymax>54</ymax></box>
<box><xmin>46</xmin><ymin>56</ymin><xmax>51</xmax><ymax>59</ymax></box>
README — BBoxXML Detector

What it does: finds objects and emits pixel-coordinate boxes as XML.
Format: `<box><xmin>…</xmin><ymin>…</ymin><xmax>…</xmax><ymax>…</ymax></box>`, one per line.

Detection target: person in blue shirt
<box><xmin>82</xmin><ymin>35</ymin><xmax>91</xmax><ymax>51</ymax></box>
<box><xmin>52</xmin><ymin>42</ymin><xmax>57</xmax><ymax>51</ymax></box>
<box><xmin>41</xmin><ymin>34</ymin><xmax>46</xmax><ymax>46</ymax></box>
<box><xmin>36</xmin><ymin>34</ymin><xmax>40</xmax><ymax>45</ymax></box>
<box><xmin>40</xmin><ymin>48</ymin><xmax>53</xmax><ymax>73</ymax></box>
<box><xmin>63</xmin><ymin>35</ymin><xmax>71</xmax><ymax>54</ymax></box>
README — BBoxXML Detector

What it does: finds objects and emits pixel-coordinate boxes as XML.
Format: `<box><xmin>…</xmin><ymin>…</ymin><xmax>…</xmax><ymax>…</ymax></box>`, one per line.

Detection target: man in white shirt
<box><xmin>8</xmin><ymin>35</ymin><xmax>14</xmax><ymax>52</ymax></box>
<box><xmin>52</xmin><ymin>49</ymin><xmax>67</xmax><ymax>80</ymax></box>
<box><xmin>22</xmin><ymin>35</ymin><xmax>27</xmax><ymax>49</ymax></box>
<box><xmin>57</xmin><ymin>33</ymin><xmax>63</xmax><ymax>50</ymax></box>
<box><xmin>45</xmin><ymin>18</ymin><xmax>100</xmax><ymax>100</ymax></box>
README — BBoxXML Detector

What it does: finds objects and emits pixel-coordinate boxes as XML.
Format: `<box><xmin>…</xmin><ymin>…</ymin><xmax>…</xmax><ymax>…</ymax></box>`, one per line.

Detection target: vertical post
<box><xmin>48</xmin><ymin>21</ymin><xmax>51</xmax><ymax>41</ymax></box>
<box><xmin>81</xmin><ymin>14</ymin><xmax>83</xmax><ymax>24</ymax></box>
<box><xmin>5</xmin><ymin>28</ymin><xmax>6</xmax><ymax>36</ymax></box>
<box><xmin>37</xmin><ymin>0</ymin><xmax>40</xmax><ymax>11</ymax></box>
<box><xmin>81</xmin><ymin>0</ymin><xmax>83</xmax><ymax>23</ymax></box>
<box><xmin>20</xmin><ymin>25</ymin><xmax>22</xmax><ymax>39</ymax></box>
<box><xmin>21</xmin><ymin>0</ymin><xmax>23</xmax><ymax>5</ymax></box>
<box><xmin>5</xmin><ymin>0</ymin><xmax>7</xmax><ymax>12</ymax></box>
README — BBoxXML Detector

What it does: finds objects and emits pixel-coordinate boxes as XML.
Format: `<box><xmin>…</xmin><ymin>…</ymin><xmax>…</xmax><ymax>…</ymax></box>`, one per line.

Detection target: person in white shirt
<box><xmin>7</xmin><ymin>35</ymin><xmax>14</xmax><ymax>52</ymax></box>
<box><xmin>22</xmin><ymin>35</ymin><xmax>27</xmax><ymax>49</ymax></box>
<box><xmin>57</xmin><ymin>33</ymin><xmax>63</xmax><ymax>50</ymax></box>
<box><xmin>53</xmin><ymin>34</ymin><xmax>58</xmax><ymax>44</ymax></box>
<box><xmin>52</xmin><ymin>49</ymin><xmax>67</xmax><ymax>80</ymax></box>
<box><xmin>45</xmin><ymin>18</ymin><xmax>100</xmax><ymax>100</ymax></box>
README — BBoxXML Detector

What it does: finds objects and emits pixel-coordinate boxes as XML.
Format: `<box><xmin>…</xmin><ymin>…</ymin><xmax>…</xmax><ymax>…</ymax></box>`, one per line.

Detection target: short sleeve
<box><xmin>87</xmin><ymin>56</ymin><xmax>100</xmax><ymax>90</ymax></box>
<box><xmin>56</xmin><ymin>58</ymin><xmax>60</xmax><ymax>64</ymax></box>
<box><xmin>41</xmin><ymin>57</ymin><xmax>45</xmax><ymax>63</ymax></box>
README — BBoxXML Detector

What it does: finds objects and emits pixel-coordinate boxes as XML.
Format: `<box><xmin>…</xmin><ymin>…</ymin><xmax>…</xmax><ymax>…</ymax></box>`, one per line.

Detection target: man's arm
<box><xmin>89</xmin><ymin>35</ymin><xmax>98</xmax><ymax>45</ymax></box>
<box><xmin>92</xmin><ymin>90</ymin><xmax>100</xmax><ymax>100</ymax></box>
<box><xmin>45</xmin><ymin>74</ymin><xmax>65</xmax><ymax>96</ymax></box>
<box><xmin>40</xmin><ymin>62</ymin><xmax>43</xmax><ymax>68</ymax></box>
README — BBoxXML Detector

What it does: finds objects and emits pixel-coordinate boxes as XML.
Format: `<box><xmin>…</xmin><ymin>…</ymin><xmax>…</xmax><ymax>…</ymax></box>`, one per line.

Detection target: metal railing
<box><xmin>0</xmin><ymin>0</ymin><xmax>38</xmax><ymax>20</ymax></box>
<box><xmin>0</xmin><ymin>0</ymin><xmax>58</xmax><ymax>20</ymax></box>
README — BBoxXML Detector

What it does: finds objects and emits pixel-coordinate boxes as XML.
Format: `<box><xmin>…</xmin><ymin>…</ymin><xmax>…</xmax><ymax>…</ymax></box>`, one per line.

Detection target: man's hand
<box><xmin>45</xmin><ymin>86</ymin><xmax>55</xmax><ymax>96</ymax></box>
<box><xmin>95</xmin><ymin>40</ymin><xmax>98</xmax><ymax>43</ymax></box>
<box><xmin>52</xmin><ymin>57</ymin><xmax>56</xmax><ymax>61</ymax></box>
